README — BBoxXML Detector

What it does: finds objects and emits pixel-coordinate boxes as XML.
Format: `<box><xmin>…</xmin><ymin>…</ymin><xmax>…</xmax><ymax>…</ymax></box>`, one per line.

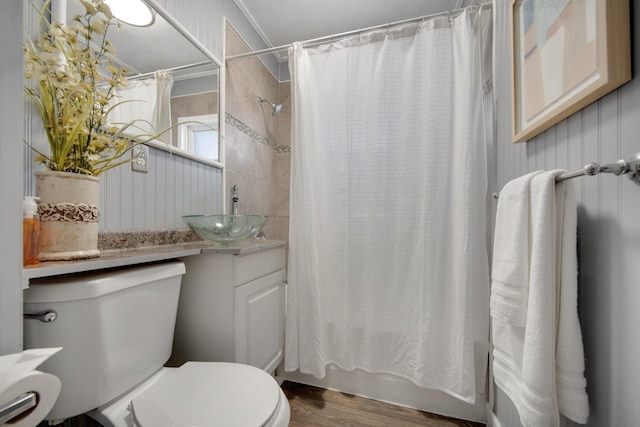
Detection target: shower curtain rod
<box><xmin>225</xmin><ymin>2</ymin><xmax>491</xmax><ymax>61</ymax></box>
<box><xmin>493</xmin><ymin>152</ymin><xmax>640</xmax><ymax>198</ymax></box>
<box><xmin>129</xmin><ymin>60</ymin><xmax>214</xmax><ymax>80</ymax></box>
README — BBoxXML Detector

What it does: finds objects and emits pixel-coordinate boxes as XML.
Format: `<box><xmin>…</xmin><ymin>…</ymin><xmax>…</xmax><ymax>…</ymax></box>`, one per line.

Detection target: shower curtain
<box><xmin>109</xmin><ymin>70</ymin><xmax>173</xmax><ymax>143</ymax></box>
<box><xmin>285</xmin><ymin>7</ymin><xmax>490</xmax><ymax>403</ymax></box>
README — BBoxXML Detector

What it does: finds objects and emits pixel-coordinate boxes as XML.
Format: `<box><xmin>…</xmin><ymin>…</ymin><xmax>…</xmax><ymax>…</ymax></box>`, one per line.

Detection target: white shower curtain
<box><xmin>109</xmin><ymin>70</ymin><xmax>173</xmax><ymax>143</ymax></box>
<box><xmin>285</xmin><ymin>7</ymin><xmax>490</xmax><ymax>403</ymax></box>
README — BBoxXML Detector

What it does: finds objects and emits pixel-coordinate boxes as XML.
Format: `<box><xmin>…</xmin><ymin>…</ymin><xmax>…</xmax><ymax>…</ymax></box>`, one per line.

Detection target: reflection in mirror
<box><xmin>64</xmin><ymin>0</ymin><xmax>221</xmax><ymax>165</ymax></box>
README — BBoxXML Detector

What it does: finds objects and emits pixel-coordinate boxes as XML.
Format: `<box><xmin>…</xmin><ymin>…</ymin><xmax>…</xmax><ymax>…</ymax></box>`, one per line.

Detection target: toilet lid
<box><xmin>131</xmin><ymin>362</ymin><xmax>281</xmax><ymax>427</ymax></box>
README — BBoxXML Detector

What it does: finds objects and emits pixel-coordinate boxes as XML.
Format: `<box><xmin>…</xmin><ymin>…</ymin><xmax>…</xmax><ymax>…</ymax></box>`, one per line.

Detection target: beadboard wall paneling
<box><xmin>493</xmin><ymin>1</ymin><xmax>640</xmax><ymax>426</ymax></box>
<box><xmin>99</xmin><ymin>147</ymin><xmax>222</xmax><ymax>232</ymax></box>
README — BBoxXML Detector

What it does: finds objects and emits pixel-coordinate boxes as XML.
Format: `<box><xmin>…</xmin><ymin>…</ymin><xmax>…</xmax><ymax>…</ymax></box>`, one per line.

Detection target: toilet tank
<box><xmin>23</xmin><ymin>261</ymin><xmax>186</xmax><ymax>421</ymax></box>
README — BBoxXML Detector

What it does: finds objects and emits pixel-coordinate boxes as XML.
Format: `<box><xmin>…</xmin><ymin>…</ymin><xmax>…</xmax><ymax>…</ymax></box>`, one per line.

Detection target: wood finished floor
<box><xmin>37</xmin><ymin>381</ymin><xmax>485</xmax><ymax>427</ymax></box>
<box><xmin>282</xmin><ymin>381</ymin><xmax>486</xmax><ymax>427</ymax></box>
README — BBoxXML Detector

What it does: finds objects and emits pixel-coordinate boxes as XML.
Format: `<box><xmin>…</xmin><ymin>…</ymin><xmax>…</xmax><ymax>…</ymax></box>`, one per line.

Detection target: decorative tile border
<box><xmin>275</xmin><ymin>145</ymin><xmax>292</xmax><ymax>153</ymax></box>
<box><xmin>225</xmin><ymin>113</ymin><xmax>291</xmax><ymax>153</ymax></box>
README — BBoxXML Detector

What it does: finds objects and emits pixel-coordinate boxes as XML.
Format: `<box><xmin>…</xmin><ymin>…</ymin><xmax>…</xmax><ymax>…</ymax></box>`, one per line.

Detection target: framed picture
<box><xmin>511</xmin><ymin>0</ymin><xmax>631</xmax><ymax>143</ymax></box>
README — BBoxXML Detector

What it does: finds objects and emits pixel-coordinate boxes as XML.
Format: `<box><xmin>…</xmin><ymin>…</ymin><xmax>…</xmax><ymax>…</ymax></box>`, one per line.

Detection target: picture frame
<box><xmin>511</xmin><ymin>0</ymin><xmax>631</xmax><ymax>143</ymax></box>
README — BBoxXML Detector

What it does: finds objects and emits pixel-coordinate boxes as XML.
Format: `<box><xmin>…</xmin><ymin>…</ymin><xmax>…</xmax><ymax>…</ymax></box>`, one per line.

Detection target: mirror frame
<box><xmin>141</xmin><ymin>0</ymin><xmax>224</xmax><ymax>169</ymax></box>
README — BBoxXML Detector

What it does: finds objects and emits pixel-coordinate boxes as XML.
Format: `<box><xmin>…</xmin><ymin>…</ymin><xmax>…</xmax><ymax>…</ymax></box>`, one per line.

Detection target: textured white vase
<box><xmin>35</xmin><ymin>171</ymin><xmax>100</xmax><ymax>261</ymax></box>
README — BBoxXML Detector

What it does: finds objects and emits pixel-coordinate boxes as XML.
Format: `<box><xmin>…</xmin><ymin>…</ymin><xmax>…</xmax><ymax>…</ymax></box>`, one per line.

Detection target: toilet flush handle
<box><xmin>23</xmin><ymin>310</ymin><xmax>57</xmax><ymax>323</ymax></box>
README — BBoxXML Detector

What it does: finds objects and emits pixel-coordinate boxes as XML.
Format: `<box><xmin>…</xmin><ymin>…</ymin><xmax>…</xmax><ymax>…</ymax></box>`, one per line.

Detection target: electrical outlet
<box><xmin>131</xmin><ymin>145</ymin><xmax>149</xmax><ymax>173</ymax></box>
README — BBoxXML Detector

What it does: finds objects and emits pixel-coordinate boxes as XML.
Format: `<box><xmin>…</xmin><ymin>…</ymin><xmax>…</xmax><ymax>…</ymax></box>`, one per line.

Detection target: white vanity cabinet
<box><xmin>171</xmin><ymin>243</ymin><xmax>286</xmax><ymax>373</ymax></box>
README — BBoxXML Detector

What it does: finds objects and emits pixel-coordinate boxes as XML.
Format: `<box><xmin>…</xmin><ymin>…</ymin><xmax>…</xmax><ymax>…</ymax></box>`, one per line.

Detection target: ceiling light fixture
<box><xmin>104</xmin><ymin>0</ymin><xmax>155</xmax><ymax>27</ymax></box>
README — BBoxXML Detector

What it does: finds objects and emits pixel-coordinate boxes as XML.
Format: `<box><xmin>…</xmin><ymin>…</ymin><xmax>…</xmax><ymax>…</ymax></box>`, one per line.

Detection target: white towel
<box><xmin>491</xmin><ymin>170</ymin><xmax>589</xmax><ymax>427</ymax></box>
<box><xmin>490</xmin><ymin>171</ymin><xmax>542</xmax><ymax>326</ymax></box>
<box><xmin>555</xmin><ymin>182</ymin><xmax>589</xmax><ymax>424</ymax></box>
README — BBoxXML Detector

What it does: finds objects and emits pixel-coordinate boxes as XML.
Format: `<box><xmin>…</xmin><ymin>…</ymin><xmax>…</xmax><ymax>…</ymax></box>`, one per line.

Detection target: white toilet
<box><xmin>23</xmin><ymin>261</ymin><xmax>290</xmax><ymax>426</ymax></box>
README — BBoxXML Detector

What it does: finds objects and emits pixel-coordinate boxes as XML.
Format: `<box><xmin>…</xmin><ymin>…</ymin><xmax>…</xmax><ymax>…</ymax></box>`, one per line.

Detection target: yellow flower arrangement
<box><xmin>24</xmin><ymin>0</ymin><xmax>151</xmax><ymax>176</ymax></box>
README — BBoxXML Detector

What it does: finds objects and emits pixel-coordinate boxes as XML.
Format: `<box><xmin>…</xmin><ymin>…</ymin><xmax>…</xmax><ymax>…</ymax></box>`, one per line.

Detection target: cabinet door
<box><xmin>234</xmin><ymin>269</ymin><xmax>285</xmax><ymax>372</ymax></box>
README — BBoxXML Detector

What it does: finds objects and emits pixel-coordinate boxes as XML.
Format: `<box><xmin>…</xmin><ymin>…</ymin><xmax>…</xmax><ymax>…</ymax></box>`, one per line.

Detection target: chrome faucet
<box><xmin>230</xmin><ymin>185</ymin><xmax>238</xmax><ymax>215</ymax></box>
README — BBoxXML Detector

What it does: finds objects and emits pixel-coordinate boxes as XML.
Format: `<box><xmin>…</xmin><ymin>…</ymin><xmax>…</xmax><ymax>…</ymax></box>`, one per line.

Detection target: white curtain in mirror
<box><xmin>285</xmin><ymin>7</ymin><xmax>491</xmax><ymax>403</ymax></box>
<box><xmin>109</xmin><ymin>70</ymin><xmax>174</xmax><ymax>143</ymax></box>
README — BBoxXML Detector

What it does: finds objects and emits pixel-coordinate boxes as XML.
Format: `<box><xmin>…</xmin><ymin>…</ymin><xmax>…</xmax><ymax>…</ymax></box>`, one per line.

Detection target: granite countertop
<box><xmin>22</xmin><ymin>231</ymin><xmax>287</xmax><ymax>287</ymax></box>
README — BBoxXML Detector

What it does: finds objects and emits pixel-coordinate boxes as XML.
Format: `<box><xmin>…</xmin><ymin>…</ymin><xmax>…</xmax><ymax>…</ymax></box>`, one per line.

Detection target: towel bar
<box><xmin>493</xmin><ymin>152</ymin><xmax>640</xmax><ymax>199</ymax></box>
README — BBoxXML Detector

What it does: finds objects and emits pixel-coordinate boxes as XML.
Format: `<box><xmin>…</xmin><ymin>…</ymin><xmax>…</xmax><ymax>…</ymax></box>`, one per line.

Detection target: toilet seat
<box><xmin>89</xmin><ymin>362</ymin><xmax>289</xmax><ymax>427</ymax></box>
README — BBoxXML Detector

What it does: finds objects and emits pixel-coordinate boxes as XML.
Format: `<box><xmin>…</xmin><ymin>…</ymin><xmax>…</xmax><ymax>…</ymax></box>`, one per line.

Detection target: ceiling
<box><xmin>234</xmin><ymin>0</ymin><xmax>468</xmax><ymax>60</ymax></box>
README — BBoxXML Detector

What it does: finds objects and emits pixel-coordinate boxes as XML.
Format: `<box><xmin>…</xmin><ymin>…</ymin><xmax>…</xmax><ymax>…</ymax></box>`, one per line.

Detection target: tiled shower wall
<box><xmin>225</xmin><ymin>22</ymin><xmax>291</xmax><ymax>241</ymax></box>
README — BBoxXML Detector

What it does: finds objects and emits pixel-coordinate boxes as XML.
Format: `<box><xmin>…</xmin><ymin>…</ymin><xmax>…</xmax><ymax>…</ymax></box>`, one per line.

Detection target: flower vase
<box><xmin>35</xmin><ymin>171</ymin><xmax>100</xmax><ymax>261</ymax></box>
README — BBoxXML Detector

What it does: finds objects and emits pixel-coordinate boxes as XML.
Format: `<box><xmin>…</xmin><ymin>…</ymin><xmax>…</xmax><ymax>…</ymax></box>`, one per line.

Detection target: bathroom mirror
<box><xmin>64</xmin><ymin>0</ymin><xmax>222</xmax><ymax>167</ymax></box>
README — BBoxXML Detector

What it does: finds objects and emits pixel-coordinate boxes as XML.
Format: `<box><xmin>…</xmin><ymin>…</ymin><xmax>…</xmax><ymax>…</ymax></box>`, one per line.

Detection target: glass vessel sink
<box><xmin>183</xmin><ymin>215</ymin><xmax>268</xmax><ymax>243</ymax></box>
